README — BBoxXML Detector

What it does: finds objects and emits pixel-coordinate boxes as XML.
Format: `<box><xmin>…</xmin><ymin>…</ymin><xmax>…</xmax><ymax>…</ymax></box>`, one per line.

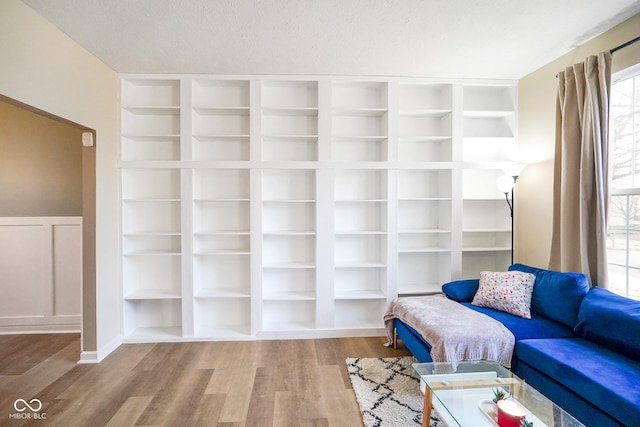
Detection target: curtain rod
<box><xmin>555</xmin><ymin>35</ymin><xmax>640</xmax><ymax>77</ymax></box>
<box><xmin>610</xmin><ymin>35</ymin><xmax>640</xmax><ymax>54</ymax></box>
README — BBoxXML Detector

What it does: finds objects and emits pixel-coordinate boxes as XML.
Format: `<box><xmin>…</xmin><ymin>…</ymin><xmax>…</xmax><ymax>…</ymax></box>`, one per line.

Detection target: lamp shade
<box><xmin>496</xmin><ymin>174</ymin><xmax>514</xmax><ymax>194</ymax></box>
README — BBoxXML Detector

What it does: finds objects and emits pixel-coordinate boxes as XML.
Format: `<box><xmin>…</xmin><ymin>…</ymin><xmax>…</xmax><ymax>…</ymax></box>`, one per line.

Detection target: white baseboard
<box><xmin>0</xmin><ymin>324</ymin><xmax>81</xmax><ymax>334</ymax></box>
<box><xmin>78</xmin><ymin>336</ymin><xmax>121</xmax><ymax>364</ymax></box>
<box><xmin>77</xmin><ymin>351</ymin><xmax>98</xmax><ymax>364</ymax></box>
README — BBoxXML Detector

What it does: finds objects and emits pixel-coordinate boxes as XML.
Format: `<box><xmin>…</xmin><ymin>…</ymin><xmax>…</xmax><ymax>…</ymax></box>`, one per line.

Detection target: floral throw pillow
<box><xmin>471</xmin><ymin>271</ymin><xmax>536</xmax><ymax>319</ymax></box>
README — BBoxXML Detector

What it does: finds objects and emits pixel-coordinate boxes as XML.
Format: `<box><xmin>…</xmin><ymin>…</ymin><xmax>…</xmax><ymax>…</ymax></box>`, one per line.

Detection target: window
<box><xmin>607</xmin><ymin>64</ymin><xmax>640</xmax><ymax>299</ymax></box>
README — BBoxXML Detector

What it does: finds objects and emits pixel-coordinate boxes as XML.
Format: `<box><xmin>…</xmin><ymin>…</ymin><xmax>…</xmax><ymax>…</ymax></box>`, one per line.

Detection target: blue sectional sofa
<box><xmin>393</xmin><ymin>263</ymin><xmax>640</xmax><ymax>427</ymax></box>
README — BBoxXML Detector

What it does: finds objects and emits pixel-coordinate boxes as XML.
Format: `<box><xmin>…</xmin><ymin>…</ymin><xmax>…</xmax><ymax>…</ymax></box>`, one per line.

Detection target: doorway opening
<box><xmin>0</xmin><ymin>94</ymin><xmax>96</xmax><ymax>357</ymax></box>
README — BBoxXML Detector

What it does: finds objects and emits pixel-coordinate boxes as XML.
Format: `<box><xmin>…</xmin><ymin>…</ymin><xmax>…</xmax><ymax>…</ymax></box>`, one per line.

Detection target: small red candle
<box><xmin>496</xmin><ymin>399</ymin><xmax>526</xmax><ymax>427</ymax></box>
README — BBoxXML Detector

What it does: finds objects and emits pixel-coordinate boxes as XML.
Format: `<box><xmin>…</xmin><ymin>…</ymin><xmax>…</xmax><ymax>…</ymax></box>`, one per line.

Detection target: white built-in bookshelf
<box><xmin>120</xmin><ymin>75</ymin><xmax>517</xmax><ymax>342</ymax></box>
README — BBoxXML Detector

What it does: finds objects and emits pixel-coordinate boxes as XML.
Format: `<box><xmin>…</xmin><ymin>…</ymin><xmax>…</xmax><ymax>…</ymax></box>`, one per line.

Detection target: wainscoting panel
<box><xmin>0</xmin><ymin>217</ymin><xmax>81</xmax><ymax>333</ymax></box>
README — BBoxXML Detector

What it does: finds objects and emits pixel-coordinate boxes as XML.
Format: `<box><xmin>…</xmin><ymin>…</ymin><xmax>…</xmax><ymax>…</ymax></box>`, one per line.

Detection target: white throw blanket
<box><xmin>384</xmin><ymin>294</ymin><xmax>515</xmax><ymax>367</ymax></box>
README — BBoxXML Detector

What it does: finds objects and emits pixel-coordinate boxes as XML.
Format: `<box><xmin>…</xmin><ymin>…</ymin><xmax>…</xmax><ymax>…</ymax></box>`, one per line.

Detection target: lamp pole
<box><xmin>497</xmin><ymin>168</ymin><xmax>524</xmax><ymax>266</ymax></box>
<box><xmin>502</xmin><ymin>187</ymin><xmax>514</xmax><ymax>265</ymax></box>
<box><xmin>510</xmin><ymin>175</ymin><xmax>518</xmax><ymax>265</ymax></box>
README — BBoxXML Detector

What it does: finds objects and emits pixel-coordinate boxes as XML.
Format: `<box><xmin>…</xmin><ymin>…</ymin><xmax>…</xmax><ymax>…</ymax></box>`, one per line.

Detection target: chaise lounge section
<box><xmin>392</xmin><ymin>263</ymin><xmax>640</xmax><ymax>426</ymax></box>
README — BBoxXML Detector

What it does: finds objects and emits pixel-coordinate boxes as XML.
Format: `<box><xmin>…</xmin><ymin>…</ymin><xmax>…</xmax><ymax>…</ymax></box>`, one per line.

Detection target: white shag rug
<box><xmin>346</xmin><ymin>357</ymin><xmax>445</xmax><ymax>427</ymax></box>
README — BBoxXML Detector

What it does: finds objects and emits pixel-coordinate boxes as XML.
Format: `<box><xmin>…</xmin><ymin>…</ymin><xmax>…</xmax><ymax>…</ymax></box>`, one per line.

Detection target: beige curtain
<box><xmin>549</xmin><ymin>52</ymin><xmax>612</xmax><ymax>286</ymax></box>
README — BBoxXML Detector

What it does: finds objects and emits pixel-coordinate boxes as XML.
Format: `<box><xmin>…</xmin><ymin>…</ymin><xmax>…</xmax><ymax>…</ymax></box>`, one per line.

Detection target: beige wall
<box><xmin>0</xmin><ymin>0</ymin><xmax>120</xmax><ymax>361</ymax></box>
<box><xmin>517</xmin><ymin>12</ymin><xmax>640</xmax><ymax>269</ymax></box>
<box><xmin>0</xmin><ymin>100</ymin><xmax>83</xmax><ymax>216</ymax></box>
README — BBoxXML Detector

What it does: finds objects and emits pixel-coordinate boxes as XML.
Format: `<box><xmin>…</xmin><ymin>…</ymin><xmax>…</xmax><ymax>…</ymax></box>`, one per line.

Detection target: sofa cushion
<box><xmin>460</xmin><ymin>303</ymin><xmax>575</xmax><ymax>340</ymax></box>
<box><xmin>574</xmin><ymin>287</ymin><xmax>640</xmax><ymax>362</ymax></box>
<box><xmin>516</xmin><ymin>338</ymin><xmax>640</xmax><ymax>427</ymax></box>
<box><xmin>472</xmin><ymin>271</ymin><xmax>535</xmax><ymax>318</ymax></box>
<box><xmin>442</xmin><ymin>279</ymin><xmax>479</xmax><ymax>302</ymax></box>
<box><xmin>509</xmin><ymin>263</ymin><xmax>590</xmax><ymax>327</ymax></box>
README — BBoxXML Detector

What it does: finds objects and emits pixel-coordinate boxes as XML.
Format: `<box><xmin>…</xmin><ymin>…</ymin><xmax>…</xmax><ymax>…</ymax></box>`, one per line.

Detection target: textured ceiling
<box><xmin>20</xmin><ymin>0</ymin><xmax>640</xmax><ymax>79</ymax></box>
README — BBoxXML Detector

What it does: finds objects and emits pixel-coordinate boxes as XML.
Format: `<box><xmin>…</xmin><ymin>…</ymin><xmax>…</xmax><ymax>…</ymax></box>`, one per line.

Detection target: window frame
<box><xmin>607</xmin><ymin>63</ymin><xmax>640</xmax><ymax>299</ymax></box>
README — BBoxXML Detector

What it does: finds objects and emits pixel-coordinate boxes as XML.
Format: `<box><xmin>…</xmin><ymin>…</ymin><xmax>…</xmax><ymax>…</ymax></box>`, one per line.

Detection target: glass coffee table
<box><xmin>413</xmin><ymin>361</ymin><xmax>584</xmax><ymax>427</ymax></box>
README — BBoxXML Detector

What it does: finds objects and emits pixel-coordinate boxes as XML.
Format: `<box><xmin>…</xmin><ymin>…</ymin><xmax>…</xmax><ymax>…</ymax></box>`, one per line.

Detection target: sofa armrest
<box><xmin>442</xmin><ymin>279</ymin><xmax>479</xmax><ymax>302</ymax></box>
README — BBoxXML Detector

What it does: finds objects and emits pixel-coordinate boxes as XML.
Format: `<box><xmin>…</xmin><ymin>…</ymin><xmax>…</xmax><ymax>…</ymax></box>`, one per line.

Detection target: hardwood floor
<box><xmin>0</xmin><ymin>334</ymin><xmax>412</xmax><ymax>426</ymax></box>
